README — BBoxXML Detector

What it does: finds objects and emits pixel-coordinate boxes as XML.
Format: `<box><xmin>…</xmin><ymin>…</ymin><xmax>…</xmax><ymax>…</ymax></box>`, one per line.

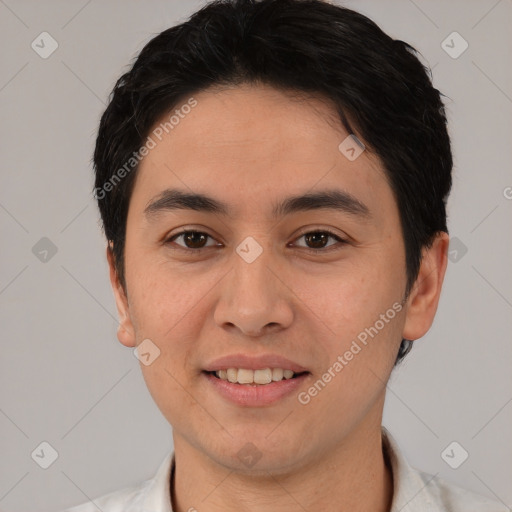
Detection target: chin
<box><xmin>207</xmin><ymin>431</ymin><xmax>308</xmax><ymax>473</ymax></box>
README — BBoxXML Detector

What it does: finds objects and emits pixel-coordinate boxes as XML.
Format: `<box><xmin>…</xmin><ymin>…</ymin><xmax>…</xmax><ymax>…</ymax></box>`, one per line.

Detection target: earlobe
<box><xmin>402</xmin><ymin>232</ymin><xmax>449</xmax><ymax>341</ymax></box>
<box><xmin>106</xmin><ymin>244</ymin><xmax>136</xmax><ymax>348</ymax></box>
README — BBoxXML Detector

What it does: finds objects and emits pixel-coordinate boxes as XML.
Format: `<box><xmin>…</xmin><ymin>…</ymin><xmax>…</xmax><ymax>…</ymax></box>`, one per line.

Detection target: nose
<box><xmin>213</xmin><ymin>244</ymin><xmax>294</xmax><ymax>338</ymax></box>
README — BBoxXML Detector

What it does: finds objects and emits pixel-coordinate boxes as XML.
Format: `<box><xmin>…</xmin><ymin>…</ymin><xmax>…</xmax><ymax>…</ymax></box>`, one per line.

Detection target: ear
<box><xmin>106</xmin><ymin>244</ymin><xmax>136</xmax><ymax>347</ymax></box>
<box><xmin>402</xmin><ymin>232</ymin><xmax>449</xmax><ymax>341</ymax></box>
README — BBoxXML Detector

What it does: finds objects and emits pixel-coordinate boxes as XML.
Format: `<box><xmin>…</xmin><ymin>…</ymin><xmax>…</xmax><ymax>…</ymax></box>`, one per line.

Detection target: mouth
<box><xmin>202</xmin><ymin>367</ymin><xmax>311</xmax><ymax>407</ymax></box>
<box><xmin>204</xmin><ymin>368</ymin><xmax>309</xmax><ymax>385</ymax></box>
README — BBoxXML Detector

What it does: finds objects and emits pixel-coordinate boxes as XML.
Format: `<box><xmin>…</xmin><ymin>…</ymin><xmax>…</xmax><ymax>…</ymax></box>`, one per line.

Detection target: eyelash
<box><xmin>164</xmin><ymin>229</ymin><xmax>348</xmax><ymax>255</ymax></box>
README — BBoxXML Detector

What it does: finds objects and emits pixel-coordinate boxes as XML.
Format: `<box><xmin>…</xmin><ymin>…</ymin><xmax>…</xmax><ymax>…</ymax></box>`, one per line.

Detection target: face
<box><xmin>108</xmin><ymin>83</ymin><xmax>447</xmax><ymax>474</ymax></box>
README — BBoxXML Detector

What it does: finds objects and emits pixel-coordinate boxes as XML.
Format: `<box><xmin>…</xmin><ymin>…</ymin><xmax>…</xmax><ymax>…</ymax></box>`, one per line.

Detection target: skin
<box><xmin>107</xmin><ymin>83</ymin><xmax>449</xmax><ymax>512</ymax></box>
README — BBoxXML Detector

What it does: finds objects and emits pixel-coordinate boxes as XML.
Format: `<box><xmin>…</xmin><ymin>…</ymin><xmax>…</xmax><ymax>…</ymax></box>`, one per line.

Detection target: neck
<box><xmin>171</xmin><ymin>421</ymin><xmax>393</xmax><ymax>512</ymax></box>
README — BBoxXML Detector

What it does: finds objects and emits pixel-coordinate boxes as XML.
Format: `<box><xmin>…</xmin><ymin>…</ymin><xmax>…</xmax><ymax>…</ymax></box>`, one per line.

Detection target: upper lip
<box><xmin>203</xmin><ymin>353</ymin><xmax>309</xmax><ymax>373</ymax></box>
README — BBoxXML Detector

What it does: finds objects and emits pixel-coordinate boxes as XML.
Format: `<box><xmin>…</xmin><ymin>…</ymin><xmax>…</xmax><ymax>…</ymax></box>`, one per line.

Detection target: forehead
<box><xmin>131</xmin><ymin>83</ymin><xmax>393</xmax><ymax>220</ymax></box>
<box><xmin>148</xmin><ymin>84</ymin><xmax>349</xmax><ymax>164</ymax></box>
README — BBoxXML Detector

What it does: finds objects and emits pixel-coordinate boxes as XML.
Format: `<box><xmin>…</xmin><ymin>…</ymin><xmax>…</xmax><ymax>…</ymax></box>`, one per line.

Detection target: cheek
<box><xmin>293</xmin><ymin>256</ymin><xmax>405</xmax><ymax>392</ymax></box>
<box><xmin>130</xmin><ymin>283</ymin><xmax>206</xmax><ymax>353</ymax></box>
<box><xmin>125</xmin><ymin>249</ymin><xmax>209</xmax><ymax>331</ymax></box>
<box><xmin>297</xmin><ymin>260</ymin><xmax>402</xmax><ymax>340</ymax></box>
<box><xmin>296</xmin><ymin>271</ymin><xmax>403</xmax><ymax>421</ymax></box>
<box><xmin>125</xmin><ymin>260</ymin><xmax>228</xmax><ymax>376</ymax></box>
<box><xmin>129</xmin><ymin>269</ymin><xmax>213</xmax><ymax>419</ymax></box>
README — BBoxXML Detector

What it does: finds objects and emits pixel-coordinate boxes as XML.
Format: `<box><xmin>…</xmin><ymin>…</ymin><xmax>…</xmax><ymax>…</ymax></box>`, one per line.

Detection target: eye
<box><xmin>165</xmin><ymin>228</ymin><xmax>348</xmax><ymax>254</ymax></box>
<box><xmin>165</xmin><ymin>230</ymin><xmax>218</xmax><ymax>251</ymax></box>
<box><xmin>291</xmin><ymin>230</ymin><xmax>347</xmax><ymax>253</ymax></box>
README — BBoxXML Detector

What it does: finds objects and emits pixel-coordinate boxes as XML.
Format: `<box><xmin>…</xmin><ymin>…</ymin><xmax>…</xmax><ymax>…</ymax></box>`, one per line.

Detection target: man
<box><xmin>64</xmin><ymin>0</ymin><xmax>506</xmax><ymax>510</ymax></box>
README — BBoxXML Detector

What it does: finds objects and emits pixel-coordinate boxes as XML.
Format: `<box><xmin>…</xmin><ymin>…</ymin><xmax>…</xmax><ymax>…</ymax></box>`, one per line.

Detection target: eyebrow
<box><xmin>143</xmin><ymin>187</ymin><xmax>370</xmax><ymax>220</ymax></box>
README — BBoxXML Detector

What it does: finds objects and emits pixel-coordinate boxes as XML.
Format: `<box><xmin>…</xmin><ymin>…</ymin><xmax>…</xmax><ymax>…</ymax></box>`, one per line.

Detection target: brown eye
<box><xmin>166</xmin><ymin>230</ymin><xmax>217</xmax><ymax>250</ymax></box>
<box><xmin>293</xmin><ymin>230</ymin><xmax>346</xmax><ymax>251</ymax></box>
<box><xmin>304</xmin><ymin>232</ymin><xmax>330</xmax><ymax>249</ymax></box>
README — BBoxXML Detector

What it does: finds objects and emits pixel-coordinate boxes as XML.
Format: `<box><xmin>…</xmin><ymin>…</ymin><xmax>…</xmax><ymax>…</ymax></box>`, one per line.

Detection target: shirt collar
<box><xmin>141</xmin><ymin>427</ymin><xmax>439</xmax><ymax>512</ymax></box>
<box><xmin>141</xmin><ymin>450</ymin><xmax>174</xmax><ymax>511</ymax></box>
<box><xmin>382</xmin><ymin>427</ymin><xmax>439</xmax><ymax>512</ymax></box>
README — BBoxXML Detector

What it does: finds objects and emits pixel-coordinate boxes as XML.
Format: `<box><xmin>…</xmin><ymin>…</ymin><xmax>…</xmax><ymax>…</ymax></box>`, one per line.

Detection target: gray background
<box><xmin>0</xmin><ymin>0</ymin><xmax>511</xmax><ymax>510</ymax></box>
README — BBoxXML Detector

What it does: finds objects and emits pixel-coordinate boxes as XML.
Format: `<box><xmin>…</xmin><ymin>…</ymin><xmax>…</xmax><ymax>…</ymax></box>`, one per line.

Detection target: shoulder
<box><xmin>59</xmin><ymin>451</ymin><xmax>174</xmax><ymax>512</ymax></box>
<box><xmin>60</xmin><ymin>479</ymin><xmax>151</xmax><ymax>512</ymax></box>
<box><xmin>382</xmin><ymin>428</ymin><xmax>508</xmax><ymax>512</ymax></box>
<box><xmin>413</xmin><ymin>468</ymin><xmax>509</xmax><ymax>512</ymax></box>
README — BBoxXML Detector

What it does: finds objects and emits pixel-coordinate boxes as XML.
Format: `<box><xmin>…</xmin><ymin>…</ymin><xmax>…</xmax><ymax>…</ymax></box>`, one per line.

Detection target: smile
<box><xmin>212</xmin><ymin>367</ymin><xmax>301</xmax><ymax>385</ymax></box>
<box><xmin>203</xmin><ymin>369</ymin><xmax>310</xmax><ymax>406</ymax></box>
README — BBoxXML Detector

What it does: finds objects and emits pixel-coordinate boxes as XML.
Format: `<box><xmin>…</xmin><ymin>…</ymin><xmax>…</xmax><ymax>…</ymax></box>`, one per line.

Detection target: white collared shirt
<box><xmin>63</xmin><ymin>428</ymin><xmax>507</xmax><ymax>511</ymax></box>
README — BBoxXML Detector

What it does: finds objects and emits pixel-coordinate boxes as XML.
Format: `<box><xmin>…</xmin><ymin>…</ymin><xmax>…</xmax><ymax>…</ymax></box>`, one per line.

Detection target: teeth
<box><xmin>214</xmin><ymin>368</ymin><xmax>298</xmax><ymax>384</ymax></box>
<box><xmin>254</xmin><ymin>368</ymin><xmax>272</xmax><ymax>384</ymax></box>
<box><xmin>272</xmin><ymin>368</ymin><xmax>284</xmax><ymax>381</ymax></box>
<box><xmin>227</xmin><ymin>368</ymin><xmax>238</xmax><ymax>383</ymax></box>
<box><xmin>283</xmin><ymin>369</ymin><xmax>294</xmax><ymax>379</ymax></box>
<box><xmin>237</xmin><ymin>368</ymin><xmax>254</xmax><ymax>384</ymax></box>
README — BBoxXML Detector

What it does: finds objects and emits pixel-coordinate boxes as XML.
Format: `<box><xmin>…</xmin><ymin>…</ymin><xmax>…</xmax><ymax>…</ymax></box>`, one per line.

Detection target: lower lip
<box><xmin>203</xmin><ymin>372</ymin><xmax>309</xmax><ymax>407</ymax></box>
